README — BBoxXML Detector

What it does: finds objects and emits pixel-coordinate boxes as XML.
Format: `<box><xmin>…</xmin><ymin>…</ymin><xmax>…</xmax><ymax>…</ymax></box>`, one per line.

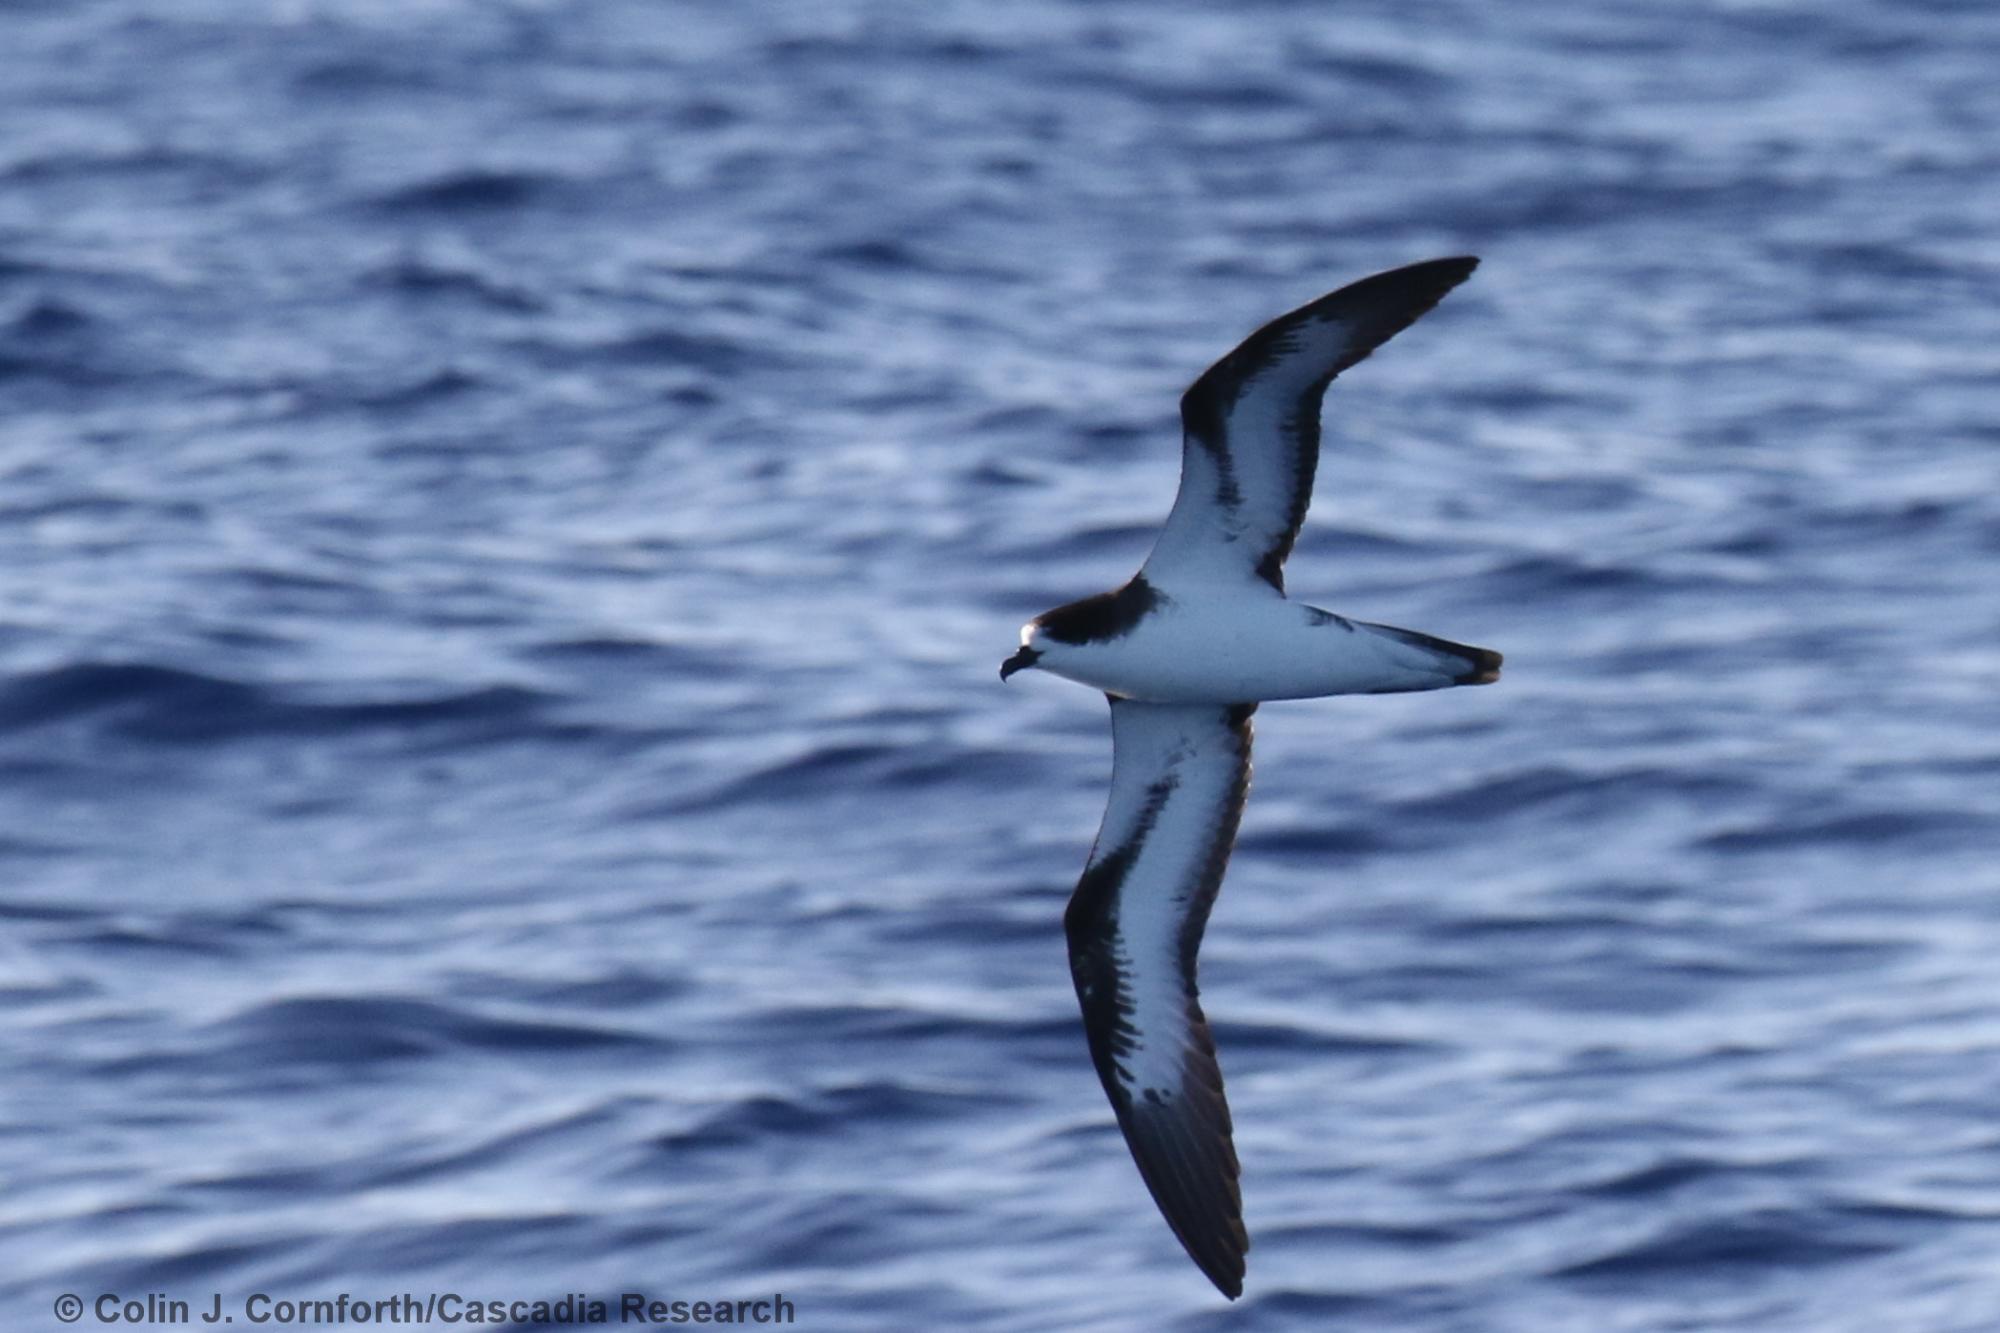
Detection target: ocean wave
<box><xmin>1699</xmin><ymin>807</ymin><xmax>1993</xmax><ymax>851</ymax></box>
<box><xmin>676</xmin><ymin>740</ymin><xmax>1046</xmax><ymax>812</ymax></box>
<box><xmin>656</xmin><ymin>1082</ymin><xmax>998</xmax><ymax>1154</ymax></box>
<box><xmin>204</xmin><ymin>994</ymin><xmax>658</xmax><ymax>1069</ymax></box>
<box><xmin>367</xmin><ymin>169</ymin><xmax>558</xmax><ymax>214</ymax></box>
<box><xmin>1553</xmin><ymin>1208</ymin><xmax>1900</xmax><ymax>1281</ymax></box>
<box><xmin>0</xmin><ymin>663</ymin><xmax>551</xmax><ymax>743</ymax></box>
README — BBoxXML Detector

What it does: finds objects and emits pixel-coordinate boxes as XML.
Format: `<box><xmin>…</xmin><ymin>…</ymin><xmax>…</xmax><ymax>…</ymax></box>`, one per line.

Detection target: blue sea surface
<box><xmin>4</xmin><ymin>2</ymin><xmax>1999</xmax><ymax>1329</ymax></box>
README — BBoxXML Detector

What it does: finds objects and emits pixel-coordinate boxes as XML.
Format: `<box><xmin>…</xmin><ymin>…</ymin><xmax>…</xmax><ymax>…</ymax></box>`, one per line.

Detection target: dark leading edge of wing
<box><xmin>1064</xmin><ymin>699</ymin><xmax>1257</xmax><ymax>1298</ymax></box>
<box><xmin>1149</xmin><ymin>257</ymin><xmax>1479</xmax><ymax>593</ymax></box>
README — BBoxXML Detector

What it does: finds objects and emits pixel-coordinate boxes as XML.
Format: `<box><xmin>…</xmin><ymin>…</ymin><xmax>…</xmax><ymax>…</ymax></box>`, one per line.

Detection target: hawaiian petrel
<box><xmin>1001</xmin><ymin>258</ymin><xmax>1500</xmax><ymax>1298</ymax></box>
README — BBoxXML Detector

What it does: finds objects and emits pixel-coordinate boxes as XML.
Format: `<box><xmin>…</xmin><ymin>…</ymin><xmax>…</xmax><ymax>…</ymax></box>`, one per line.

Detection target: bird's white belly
<box><xmin>1041</xmin><ymin>596</ymin><xmax>1421</xmax><ymax>703</ymax></box>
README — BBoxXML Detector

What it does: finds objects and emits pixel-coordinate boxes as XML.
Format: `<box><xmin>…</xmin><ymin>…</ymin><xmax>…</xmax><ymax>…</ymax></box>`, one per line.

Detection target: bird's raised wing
<box><xmin>1064</xmin><ymin>697</ymin><xmax>1256</xmax><ymax>1298</ymax></box>
<box><xmin>1142</xmin><ymin>257</ymin><xmax>1478</xmax><ymax>593</ymax></box>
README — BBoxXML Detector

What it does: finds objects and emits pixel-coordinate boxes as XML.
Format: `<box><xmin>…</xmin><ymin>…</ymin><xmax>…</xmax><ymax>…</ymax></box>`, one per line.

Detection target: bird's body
<box><xmin>1026</xmin><ymin>574</ymin><xmax>1497</xmax><ymax>704</ymax></box>
<box><xmin>1000</xmin><ymin>257</ymin><xmax>1500</xmax><ymax>1299</ymax></box>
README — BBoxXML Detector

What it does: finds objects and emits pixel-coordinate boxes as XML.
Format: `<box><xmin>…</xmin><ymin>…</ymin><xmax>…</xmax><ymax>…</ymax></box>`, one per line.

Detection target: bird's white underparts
<box><xmin>1000</xmin><ymin>257</ymin><xmax>1500</xmax><ymax>1300</ymax></box>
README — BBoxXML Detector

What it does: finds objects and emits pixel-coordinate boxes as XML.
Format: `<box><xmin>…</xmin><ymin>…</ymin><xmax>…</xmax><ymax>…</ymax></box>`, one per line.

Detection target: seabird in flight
<box><xmin>1001</xmin><ymin>258</ymin><xmax>1500</xmax><ymax>1298</ymax></box>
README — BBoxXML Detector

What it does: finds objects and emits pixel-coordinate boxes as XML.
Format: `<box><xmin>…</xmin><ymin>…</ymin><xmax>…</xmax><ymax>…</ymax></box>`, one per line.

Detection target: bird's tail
<box><xmin>1355</xmin><ymin>621</ymin><xmax>1502</xmax><ymax>691</ymax></box>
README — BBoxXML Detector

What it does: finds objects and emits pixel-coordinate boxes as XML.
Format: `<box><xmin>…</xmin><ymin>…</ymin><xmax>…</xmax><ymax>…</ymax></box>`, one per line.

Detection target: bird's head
<box><xmin>999</xmin><ymin>626</ymin><xmax>1045</xmax><ymax>681</ymax></box>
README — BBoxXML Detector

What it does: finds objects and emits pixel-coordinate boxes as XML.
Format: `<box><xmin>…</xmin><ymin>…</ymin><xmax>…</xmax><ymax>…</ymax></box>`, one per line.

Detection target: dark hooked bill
<box><xmin>1000</xmin><ymin>646</ymin><xmax>1040</xmax><ymax>680</ymax></box>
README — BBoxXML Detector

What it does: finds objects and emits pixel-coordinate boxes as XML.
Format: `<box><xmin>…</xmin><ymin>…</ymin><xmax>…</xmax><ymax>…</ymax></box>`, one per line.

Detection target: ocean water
<box><xmin>3</xmin><ymin>1</ymin><xmax>1998</xmax><ymax>1329</ymax></box>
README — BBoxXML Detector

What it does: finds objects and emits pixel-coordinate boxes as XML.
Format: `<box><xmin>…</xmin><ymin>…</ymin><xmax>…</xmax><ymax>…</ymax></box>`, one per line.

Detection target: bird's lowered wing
<box><xmin>1064</xmin><ymin>696</ymin><xmax>1256</xmax><ymax>1297</ymax></box>
<box><xmin>1142</xmin><ymin>257</ymin><xmax>1478</xmax><ymax>593</ymax></box>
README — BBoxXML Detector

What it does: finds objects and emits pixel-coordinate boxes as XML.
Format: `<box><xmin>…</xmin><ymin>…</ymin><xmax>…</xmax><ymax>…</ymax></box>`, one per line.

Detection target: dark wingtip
<box><xmin>1118</xmin><ymin>1099</ymin><xmax>1250</xmax><ymax>1302</ymax></box>
<box><xmin>1393</xmin><ymin>254</ymin><xmax>1479</xmax><ymax>285</ymax></box>
<box><xmin>1171</xmin><ymin>1202</ymin><xmax>1246</xmax><ymax>1300</ymax></box>
<box><xmin>1179</xmin><ymin>255</ymin><xmax>1480</xmax><ymax>446</ymax></box>
<box><xmin>1203</xmin><ymin>1255</ymin><xmax>1246</xmax><ymax>1301</ymax></box>
<box><xmin>1328</xmin><ymin>256</ymin><xmax>1479</xmax><ymax>336</ymax></box>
